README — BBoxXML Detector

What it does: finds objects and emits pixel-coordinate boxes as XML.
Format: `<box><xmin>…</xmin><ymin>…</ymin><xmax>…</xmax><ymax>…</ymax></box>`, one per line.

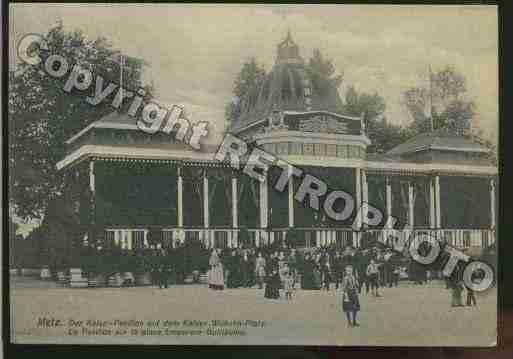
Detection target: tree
<box><xmin>344</xmin><ymin>86</ymin><xmax>385</xmax><ymax>122</ymax></box>
<box><xmin>307</xmin><ymin>49</ymin><xmax>343</xmax><ymax>94</ymax></box>
<box><xmin>436</xmin><ymin>99</ymin><xmax>474</xmax><ymax>135</ymax></box>
<box><xmin>9</xmin><ymin>218</ymin><xmax>19</xmax><ymax>267</ymax></box>
<box><xmin>225</xmin><ymin>58</ymin><xmax>266</xmax><ymax>121</ymax></box>
<box><xmin>343</xmin><ymin>86</ymin><xmax>408</xmax><ymax>153</ymax></box>
<box><xmin>9</xmin><ymin>22</ymin><xmax>151</xmax><ymax>221</ymax></box>
<box><xmin>367</xmin><ymin>117</ymin><xmax>410</xmax><ymax>154</ymax></box>
<box><xmin>402</xmin><ymin>65</ymin><xmax>474</xmax><ymax>136</ymax></box>
<box><xmin>402</xmin><ymin>86</ymin><xmax>431</xmax><ymax>134</ymax></box>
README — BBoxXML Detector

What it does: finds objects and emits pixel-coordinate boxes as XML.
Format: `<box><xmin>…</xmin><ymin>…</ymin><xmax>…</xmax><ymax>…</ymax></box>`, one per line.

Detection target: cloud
<box><xmin>9</xmin><ymin>4</ymin><xmax>498</xmax><ymax>143</ymax></box>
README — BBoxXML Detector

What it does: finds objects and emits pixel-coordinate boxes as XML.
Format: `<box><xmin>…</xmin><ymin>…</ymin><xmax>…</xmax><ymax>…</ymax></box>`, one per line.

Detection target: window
<box><xmin>349</xmin><ymin>146</ymin><xmax>359</xmax><ymax>158</ymax></box>
<box><xmin>276</xmin><ymin>142</ymin><xmax>289</xmax><ymax>155</ymax></box>
<box><xmin>314</xmin><ymin>143</ymin><xmax>326</xmax><ymax>156</ymax></box>
<box><xmin>303</xmin><ymin>143</ymin><xmax>314</xmax><ymax>155</ymax></box>
<box><xmin>337</xmin><ymin>145</ymin><xmax>348</xmax><ymax>158</ymax></box>
<box><xmin>290</xmin><ymin>142</ymin><xmax>302</xmax><ymax>155</ymax></box>
<box><xmin>326</xmin><ymin>144</ymin><xmax>337</xmax><ymax>157</ymax></box>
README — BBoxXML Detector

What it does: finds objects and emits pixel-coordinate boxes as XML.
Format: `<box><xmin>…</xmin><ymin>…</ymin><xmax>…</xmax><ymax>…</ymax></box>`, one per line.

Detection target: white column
<box><xmin>408</xmin><ymin>181</ymin><xmax>414</xmax><ymax>228</ymax></box>
<box><xmin>144</xmin><ymin>230</ymin><xmax>149</xmax><ymax>248</ymax></box>
<box><xmin>352</xmin><ymin>232</ymin><xmax>359</xmax><ymax>248</ymax></box>
<box><xmin>355</xmin><ymin>168</ymin><xmax>362</xmax><ymax>229</ymax></box>
<box><xmin>89</xmin><ymin>161</ymin><xmax>95</xmax><ymax>193</ymax></box>
<box><xmin>127</xmin><ymin>231</ymin><xmax>133</xmax><ymax>250</ymax></box>
<box><xmin>89</xmin><ymin>161</ymin><xmax>96</xmax><ymax>246</ymax></box>
<box><xmin>203</xmin><ymin>173</ymin><xmax>209</xmax><ymax>228</ymax></box>
<box><xmin>259</xmin><ymin>175</ymin><xmax>269</xmax><ymax>246</ymax></box>
<box><xmin>232</xmin><ymin>177</ymin><xmax>238</xmax><ymax>228</ymax></box>
<box><xmin>435</xmin><ymin>175</ymin><xmax>441</xmax><ymax>228</ymax></box>
<box><xmin>231</xmin><ymin>176</ymin><xmax>238</xmax><ymax>247</ymax></box>
<box><xmin>385</xmin><ymin>176</ymin><xmax>392</xmax><ymax>225</ymax></box>
<box><xmin>429</xmin><ymin>177</ymin><xmax>435</xmax><ymax>229</ymax></box>
<box><xmin>120</xmin><ymin>231</ymin><xmax>125</xmax><ymax>250</ymax></box>
<box><xmin>361</xmin><ymin>170</ymin><xmax>368</xmax><ymax>227</ymax></box>
<box><xmin>259</xmin><ymin>177</ymin><xmax>268</xmax><ymax>229</ymax></box>
<box><xmin>288</xmin><ymin>175</ymin><xmax>294</xmax><ymax>228</ymax></box>
<box><xmin>490</xmin><ymin>178</ymin><xmax>496</xmax><ymax>229</ymax></box>
<box><xmin>177</xmin><ymin>167</ymin><xmax>183</xmax><ymax>227</ymax></box>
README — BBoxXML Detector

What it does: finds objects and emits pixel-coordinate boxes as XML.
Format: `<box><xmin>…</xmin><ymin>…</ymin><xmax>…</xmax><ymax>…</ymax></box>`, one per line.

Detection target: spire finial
<box><xmin>276</xmin><ymin>29</ymin><xmax>302</xmax><ymax>64</ymax></box>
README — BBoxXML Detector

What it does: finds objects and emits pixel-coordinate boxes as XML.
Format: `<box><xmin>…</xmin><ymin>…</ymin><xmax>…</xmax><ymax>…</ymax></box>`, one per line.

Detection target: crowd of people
<box><xmin>205</xmin><ymin>245</ymin><xmax>408</xmax><ymax>295</ymax></box>
<box><xmin>204</xmin><ymin>244</ymin><xmax>409</xmax><ymax>328</ymax></box>
<box><xmin>150</xmin><ymin>242</ymin><xmax>480</xmax><ymax>328</ymax></box>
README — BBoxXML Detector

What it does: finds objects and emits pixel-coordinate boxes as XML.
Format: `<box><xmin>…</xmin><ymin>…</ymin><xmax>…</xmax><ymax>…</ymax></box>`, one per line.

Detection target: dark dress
<box><xmin>264</xmin><ymin>256</ymin><xmax>280</xmax><ymax>299</ymax></box>
<box><xmin>226</xmin><ymin>255</ymin><xmax>241</xmax><ymax>288</ymax></box>
<box><xmin>264</xmin><ymin>271</ymin><xmax>281</xmax><ymax>299</ymax></box>
<box><xmin>240</xmin><ymin>256</ymin><xmax>253</xmax><ymax>287</ymax></box>
<box><xmin>301</xmin><ymin>258</ymin><xmax>317</xmax><ymax>290</ymax></box>
<box><xmin>333</xmin><ymin>256</ymin><xmax>344</xmax><ymax>287</ymax></box>
<box><xmin>341</xmin><ymin>275</ymin><xmax>361</xmax><ymax>312</ymax></box>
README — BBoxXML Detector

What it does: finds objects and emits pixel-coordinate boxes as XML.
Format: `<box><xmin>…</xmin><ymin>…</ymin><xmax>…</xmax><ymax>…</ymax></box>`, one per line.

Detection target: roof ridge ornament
<box><xmin>276</xmin><ymin>30</ymin><xmax>303</xmax><ymax>64</ymax></box>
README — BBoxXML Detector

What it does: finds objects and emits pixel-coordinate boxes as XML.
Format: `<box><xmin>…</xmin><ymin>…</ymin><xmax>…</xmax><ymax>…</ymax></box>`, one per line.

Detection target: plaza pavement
<box><xmin>10</xmin><ymin>276</ymin><xmax>497</xmax><ymax>346</ymax></box>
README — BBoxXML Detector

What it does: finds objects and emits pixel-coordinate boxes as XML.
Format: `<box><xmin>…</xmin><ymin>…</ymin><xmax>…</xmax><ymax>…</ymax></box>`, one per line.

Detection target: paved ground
<box><xmin>10</xmin><ymin>276</ymin><xmax>497</xmax><ymax>346</ymax></box>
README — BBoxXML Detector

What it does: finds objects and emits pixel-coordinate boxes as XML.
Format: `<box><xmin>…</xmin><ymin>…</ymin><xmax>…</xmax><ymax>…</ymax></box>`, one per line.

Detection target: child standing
<box><xmin>284</xmin><ymin>270</ymin><xmax>294</xmax><ymax>301</ymax></box>
<box><xmin>466</xmin><ymin>287</ymin><xmax>477</xmax><ymax>306</ymax></box>
<box><xmin>341</xmin><ymin>265</ymin><xmax>361</xmax><ymax>327</ymax></box>
<box><xmin>366</xmin><ymin>259</ymin><xmax>381</xmax><ymax>297</ymax></box>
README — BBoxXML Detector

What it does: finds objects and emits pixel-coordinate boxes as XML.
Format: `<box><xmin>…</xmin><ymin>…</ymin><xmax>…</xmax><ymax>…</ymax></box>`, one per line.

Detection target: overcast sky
<box><xmin>10</xmin><ymin>4</ymin><xmax>498</xmax><ymax>145</ymax></box>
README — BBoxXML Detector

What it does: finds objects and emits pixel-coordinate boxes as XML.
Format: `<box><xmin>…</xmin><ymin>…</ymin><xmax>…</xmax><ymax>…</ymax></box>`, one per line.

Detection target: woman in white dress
<box><xmin>208</xmin><ymin>248</ymin><xmax>225</xmax><ymax>290</ymax></box>
<box><xmin>255</xmin><ymin>252</ymin><xmax>266</xmax><ymax>289</ymax></box>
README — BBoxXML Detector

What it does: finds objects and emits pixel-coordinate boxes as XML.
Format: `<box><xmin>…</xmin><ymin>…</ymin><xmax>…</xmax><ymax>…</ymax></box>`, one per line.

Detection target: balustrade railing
<box><xmin>104</xmin><ymin>227</ymin><xmax>495</xmax><ymax>250</ymax></box>
<box><xmin>363</xmin><ymin>228</ymin><xmax>495</xmax><ymax>250</ymax></box>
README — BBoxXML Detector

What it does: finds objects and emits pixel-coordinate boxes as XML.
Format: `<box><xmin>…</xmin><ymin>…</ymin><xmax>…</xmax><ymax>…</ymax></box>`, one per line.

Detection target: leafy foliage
<box><xmin>306</xmin><ymin>49</ymin><xmax>343</xmax><ymax>98</ymax></box>
<box><xmin>9</xmin><ymin>22</ymin><xmax>151</xmax><ymax>221</ymax></box>
<box><xmin>402</xmin><ymin>65</ymin><xmax>474</xmax><ymax>136</ymax></box>
<box><xmin>225</xmin><ymin>58</ymin><xmax>266</xmax><ymax>121</ymax></box>
<box><xmin>402</xmin><ymin>86</ymin><xmax>432</xmax><ymax>133</ymax></box>
<box><xmin>343</xmin><ymin>86</ymin><xmax>408</xmax><ymax>153</ymax></box>
<box><xmin>9</xmin><ymin>22</ymin><xmax>153</xmax><ymax>268</ymax></box>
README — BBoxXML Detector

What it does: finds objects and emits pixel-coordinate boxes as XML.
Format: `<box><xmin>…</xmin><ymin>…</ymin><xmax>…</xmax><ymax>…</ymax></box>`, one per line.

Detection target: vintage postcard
<box><xmin>7</xmin><ymin>3</ymin><xmax>498</xmax><ymax>346</ymax></box>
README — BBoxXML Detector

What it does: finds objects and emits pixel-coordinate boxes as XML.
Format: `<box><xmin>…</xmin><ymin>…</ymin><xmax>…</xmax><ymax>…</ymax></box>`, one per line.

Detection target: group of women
<box><xmin>206</xmin><ymin>247</ymin><xmax>362</xmax><ymax>327</ymax></box>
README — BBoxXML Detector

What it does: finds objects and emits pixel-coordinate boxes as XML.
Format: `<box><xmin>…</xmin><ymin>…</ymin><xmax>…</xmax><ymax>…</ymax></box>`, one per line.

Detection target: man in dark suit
<box><xmin>333</xmin><ymin>251</ymin><xmax>344</xmax><ymax>289</ymax></box>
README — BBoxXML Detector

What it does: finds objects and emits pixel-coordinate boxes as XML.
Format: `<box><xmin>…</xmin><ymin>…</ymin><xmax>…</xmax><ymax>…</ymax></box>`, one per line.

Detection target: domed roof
<box><xmin>230</xmin><ymin>32</ymin><xmax>344</xmax><ymax>132</ymax></box>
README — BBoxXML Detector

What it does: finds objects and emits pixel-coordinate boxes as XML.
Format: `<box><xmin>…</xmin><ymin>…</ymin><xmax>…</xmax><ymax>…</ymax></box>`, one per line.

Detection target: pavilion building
<box><xmin>57</xmin><ymin>33</ymin><xmax>497</xmax><ymax>253</ymax></box>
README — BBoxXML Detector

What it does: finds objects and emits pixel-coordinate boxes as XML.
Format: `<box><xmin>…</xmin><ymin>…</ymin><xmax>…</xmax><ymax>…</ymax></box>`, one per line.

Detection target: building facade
<box><xmin>57</xmin><ymin>33</ymin><xmax>497</xmax><ymax>253</ymax></box>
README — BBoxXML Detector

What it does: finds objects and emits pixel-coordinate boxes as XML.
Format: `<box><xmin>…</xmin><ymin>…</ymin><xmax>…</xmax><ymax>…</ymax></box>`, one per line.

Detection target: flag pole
<box><xmin>428</xmin><ymin>65</ymin><xmax>434</xmax><ymax>132</ymax></box>
<box><xmin>120</xmin><ymin>54</ymin><xmax>123</xmax><ymax>98</ymax></box>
